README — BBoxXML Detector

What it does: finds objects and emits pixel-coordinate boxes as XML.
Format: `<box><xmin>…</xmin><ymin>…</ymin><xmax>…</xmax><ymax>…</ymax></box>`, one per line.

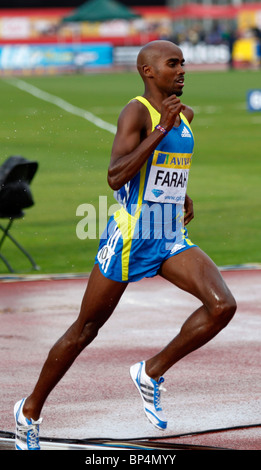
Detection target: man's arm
<box><xmin>108</xmin><ymin>100</ymin><xmax>163</xmax><ymax>190</ymax></box>
<box><xmin>107</xmin><ymin>96</ymin><xmax>185</xmax><ymax>190</ymax></box>
<box><xmin>184</xmin><ymin>194</ymin><xmax>194</xmax><ymax>225</ymax></box>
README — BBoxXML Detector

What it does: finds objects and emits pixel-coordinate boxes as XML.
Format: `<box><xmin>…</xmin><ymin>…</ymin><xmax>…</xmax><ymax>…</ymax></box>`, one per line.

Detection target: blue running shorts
<box><xmin>95</xmin><ymin>206</ymin><xmax>196</xmax><ymax>283</ymax></box>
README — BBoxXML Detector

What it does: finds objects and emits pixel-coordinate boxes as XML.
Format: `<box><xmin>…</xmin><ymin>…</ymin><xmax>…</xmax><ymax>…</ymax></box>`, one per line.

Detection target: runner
<box><xmin>14</xmin><ymin>40</ymin><xmax>236</xmax><ymax>450</ymax></box>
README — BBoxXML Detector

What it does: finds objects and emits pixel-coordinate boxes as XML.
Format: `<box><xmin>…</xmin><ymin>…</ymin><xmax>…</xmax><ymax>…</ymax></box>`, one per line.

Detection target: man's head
<box><xmin>137</xmin><ymin>40</ymin><xmax>185</xmax><ymax>97</ymax></box>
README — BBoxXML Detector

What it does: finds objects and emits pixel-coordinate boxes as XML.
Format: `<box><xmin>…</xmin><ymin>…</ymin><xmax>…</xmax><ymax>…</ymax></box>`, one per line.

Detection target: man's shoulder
<box><xmin>124</xmin><ymin>97</ymin><xmax>149</xmax><ymax>114</ymax></box>
<box><xmin>117</xmin><ymin>97</ymin><xmax>151</xmax><ymax>130</ymax></box>
<box><xmin>181</xmin><ymin>105</ymin><xmax>194</xmax><ymax>123</ymax></box>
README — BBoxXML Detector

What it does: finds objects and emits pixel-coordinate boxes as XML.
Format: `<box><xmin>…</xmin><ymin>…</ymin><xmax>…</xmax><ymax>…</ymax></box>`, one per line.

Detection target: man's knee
<box><xmin>77</xmin><ymin>321</ymin><xmax>100</xmax><ymax>350</ymax></box>
<box><xmin>62</xmin><ymin>321</ymin><xmax>100</xmax><ymax>356</ymax></box>
<box><xmin>211</xmin><ymin>293</ymin><xmax>237</xmax><ymax>327</ymax></box>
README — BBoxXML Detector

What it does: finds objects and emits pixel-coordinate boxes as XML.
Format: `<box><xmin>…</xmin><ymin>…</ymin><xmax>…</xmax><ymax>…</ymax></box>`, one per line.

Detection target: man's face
<box><xmin>152</xmin><ymin>45</ymin><xmax>185</xmax><ymax>97</ymax></box>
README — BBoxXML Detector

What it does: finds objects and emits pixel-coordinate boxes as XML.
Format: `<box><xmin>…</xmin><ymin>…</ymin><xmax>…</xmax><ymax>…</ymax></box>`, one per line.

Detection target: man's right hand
<box><xmin>159</xmin><ymin>95</ymin><xmax>185</xmax><ymax>131</ymax></box>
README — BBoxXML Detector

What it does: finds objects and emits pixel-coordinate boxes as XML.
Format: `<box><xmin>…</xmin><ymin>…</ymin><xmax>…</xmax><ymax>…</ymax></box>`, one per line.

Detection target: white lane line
<box><xmin>4</xmin><ymin>77</ymin><xmax>117</xmax><ymax>135</ymax></box>
<box><xmin>4</xmin><ymin>79</ymin><xmax>260</xmax><ymax>130</ymax></box>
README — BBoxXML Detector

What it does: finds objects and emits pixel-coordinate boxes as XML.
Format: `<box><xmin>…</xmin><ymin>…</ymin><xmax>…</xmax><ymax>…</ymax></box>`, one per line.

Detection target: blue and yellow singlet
<box><xmin>95</xmin><ymin>96</ymin><xmax>196</xmax><ymax>282</ymax></box>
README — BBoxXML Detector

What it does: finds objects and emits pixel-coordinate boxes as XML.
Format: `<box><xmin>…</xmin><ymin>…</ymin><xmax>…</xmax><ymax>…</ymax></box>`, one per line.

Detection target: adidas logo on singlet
<box><xmin>181</xmin><ymin>127</ymin><xmax>191</xmax><ymax>138</ymax></box>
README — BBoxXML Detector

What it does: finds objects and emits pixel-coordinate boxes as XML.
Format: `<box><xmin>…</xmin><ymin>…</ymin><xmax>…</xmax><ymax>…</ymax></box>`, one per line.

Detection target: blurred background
<box><xmin>0</xmin><ymin>0</ymin><xmax>260</xmax><ymax>72</ymax></box>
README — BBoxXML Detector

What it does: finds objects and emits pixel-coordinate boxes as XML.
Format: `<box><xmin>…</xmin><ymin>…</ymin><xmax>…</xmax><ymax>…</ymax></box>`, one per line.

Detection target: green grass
<box><xmin>0</xmin><ymin>68</ymin><xmax>260</xmax><ymax>274</ymax></box>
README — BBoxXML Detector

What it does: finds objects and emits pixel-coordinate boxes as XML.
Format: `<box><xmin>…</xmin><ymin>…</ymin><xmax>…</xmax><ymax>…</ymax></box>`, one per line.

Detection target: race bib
<box><xmin>144</xmin><ymin>150</ymin><xmax>192</xmax><ymax>204</ymax></box>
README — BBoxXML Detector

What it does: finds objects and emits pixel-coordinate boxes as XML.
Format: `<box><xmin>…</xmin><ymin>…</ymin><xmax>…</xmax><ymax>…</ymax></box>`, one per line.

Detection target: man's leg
<box><xmin>22</xmin><ymin>264</ymin><xmax>127</xmax><ymax>421</ymax></box>
<box><xmin>145</xmin><ymin>247</ymin><xmax>237</xmax><ymax>381</ymax></box>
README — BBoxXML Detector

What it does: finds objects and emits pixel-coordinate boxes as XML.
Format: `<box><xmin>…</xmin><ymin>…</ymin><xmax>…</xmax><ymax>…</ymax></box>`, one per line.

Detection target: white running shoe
<box><xmin>14</xmin><ymin>398</ymin><xmax>42</xmax><ymax>450</ymax></box>
<box><xmin>130</xmin><ymin>361</ymin><xmax>167</xmax><ymax>430</ymax></box>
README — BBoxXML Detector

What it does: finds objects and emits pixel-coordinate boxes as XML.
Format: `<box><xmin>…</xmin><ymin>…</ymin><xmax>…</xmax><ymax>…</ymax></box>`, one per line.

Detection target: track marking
<box><xmin>251</xmin><ymin>116</ymin><xmax>261</xmax><ymax>124</ymax></box>
<box><xmin>3</xmin><ymin>78</ymin><xmax>261</xmax><ymax>133</ymax></box>
<box><xmin>4</xmin><ymin>78</ymin><xmax>117</xmax><ymax>135</ymax></box>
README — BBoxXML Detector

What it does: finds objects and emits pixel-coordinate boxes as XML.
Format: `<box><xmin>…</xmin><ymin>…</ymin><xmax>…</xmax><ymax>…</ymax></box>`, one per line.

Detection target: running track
<box><xmin>0</xmin><ymin>268</ymin><xmax>260</xmax><ymax>451</ymax></box>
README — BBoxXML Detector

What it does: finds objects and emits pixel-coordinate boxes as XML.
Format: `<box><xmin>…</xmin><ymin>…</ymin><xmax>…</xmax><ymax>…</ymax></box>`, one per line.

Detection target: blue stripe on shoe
<box><xmin>144</xmin><ymin>407</ymin><xmax>167</xmax><ymax>429</ymax></box>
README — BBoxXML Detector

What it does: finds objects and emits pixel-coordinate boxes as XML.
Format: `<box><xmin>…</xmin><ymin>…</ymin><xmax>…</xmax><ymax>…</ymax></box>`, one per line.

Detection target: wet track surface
<box><xmin>0</xmin><ymin>268</ymin><xmax>260</xmax><ymax>450</ymax></box>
